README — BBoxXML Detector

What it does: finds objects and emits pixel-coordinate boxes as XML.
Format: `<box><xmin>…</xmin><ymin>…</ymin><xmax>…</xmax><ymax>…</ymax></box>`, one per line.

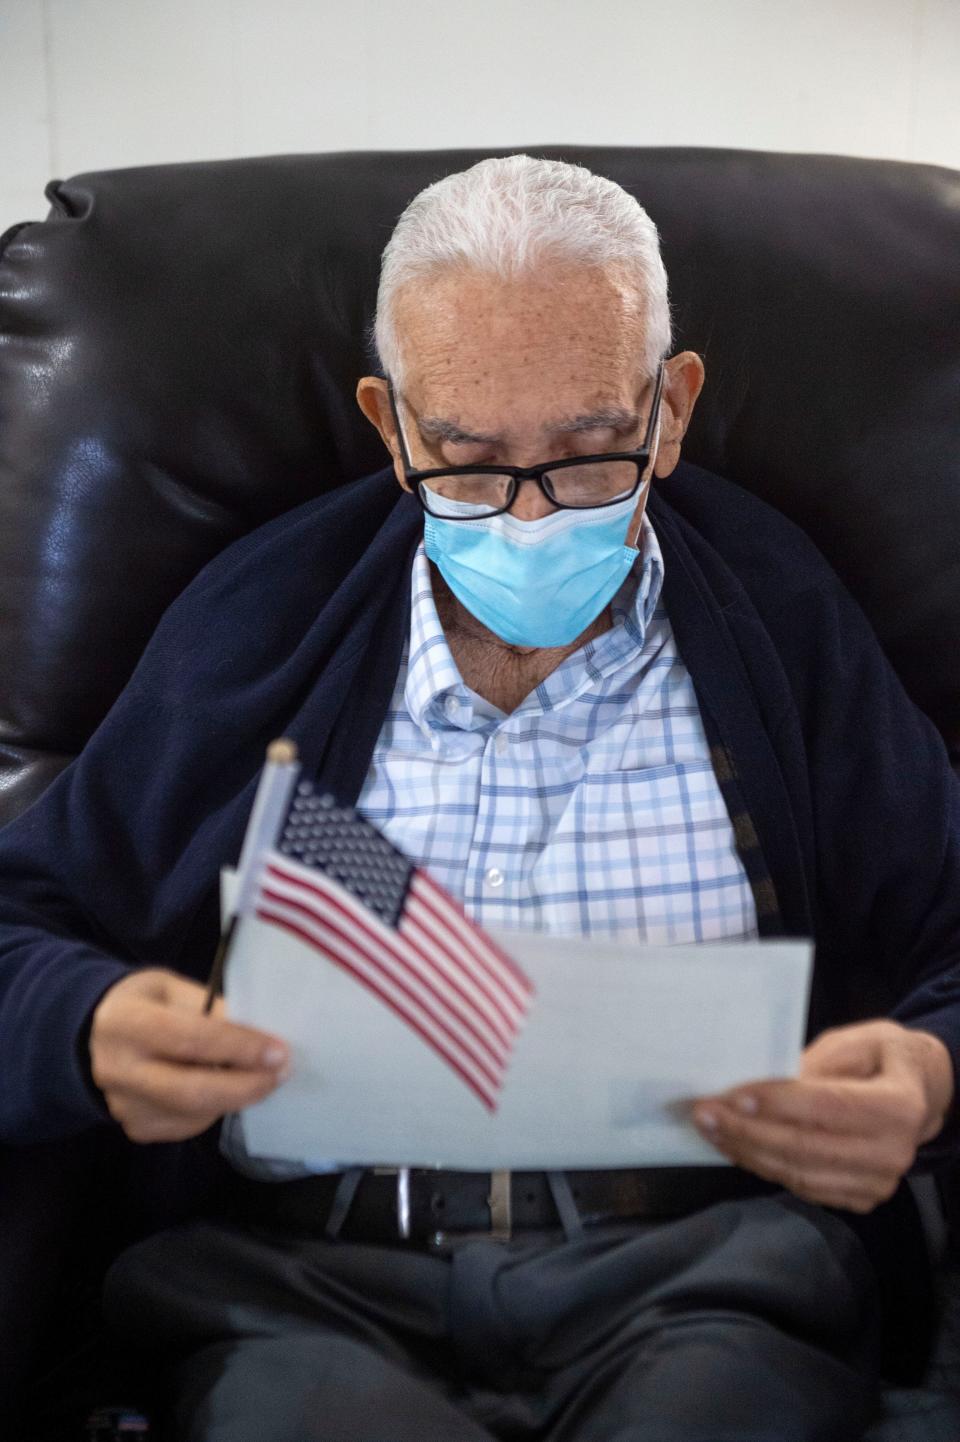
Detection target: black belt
<box><xmin>228</xmin><ymin>1166</ymin><xmax>778</xmax><ymax>1247</ymax></box>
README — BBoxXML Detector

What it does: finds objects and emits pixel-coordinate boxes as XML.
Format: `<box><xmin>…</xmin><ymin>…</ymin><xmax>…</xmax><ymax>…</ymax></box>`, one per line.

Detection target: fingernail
<box><xmin>263</xmin><ymin>1044</ymin><xmax>288</xmax><ymax>1066</ymax></box>
<box><xmin>275</xmin><ymin>1062</ymin><xmax>292</xmax><ymax>1084</ymax></box>
<box><xmin>735</xmin><ymin>1095</ymin><xmax>759</xmax><ymax>1115</ymax></box>
<box><xmin>695</xmin><ymin>1108</ymin><xmax>718</xmax><ymax>1132</ymax></box>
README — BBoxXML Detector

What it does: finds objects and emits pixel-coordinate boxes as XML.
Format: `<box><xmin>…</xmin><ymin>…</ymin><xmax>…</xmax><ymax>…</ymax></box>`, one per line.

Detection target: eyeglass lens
<box><xmin>419</xmin><ymin>458</ymin><xmax>639</xmax><ymax>516</ymax></box>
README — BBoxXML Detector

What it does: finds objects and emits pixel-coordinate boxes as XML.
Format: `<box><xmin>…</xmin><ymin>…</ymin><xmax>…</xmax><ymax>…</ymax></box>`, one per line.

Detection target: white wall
<box><xmin>1</xmin><ymin>0</ymin><xmax>959</xmax><ymax>238</ymax></box>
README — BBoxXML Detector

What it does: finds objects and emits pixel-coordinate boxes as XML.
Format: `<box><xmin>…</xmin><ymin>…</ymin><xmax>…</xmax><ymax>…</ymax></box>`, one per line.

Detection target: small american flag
<box><xmin>249</xmin><ymin>780</ymin><xmax>534</xmax><ymax>1111</ymax></box>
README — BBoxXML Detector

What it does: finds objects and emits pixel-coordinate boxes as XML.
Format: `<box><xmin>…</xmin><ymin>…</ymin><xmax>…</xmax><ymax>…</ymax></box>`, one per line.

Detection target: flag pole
<box><xmin>202</xmin><ymin>737</ymin><xmax>301</xmax><ymax>1014</ymax></box>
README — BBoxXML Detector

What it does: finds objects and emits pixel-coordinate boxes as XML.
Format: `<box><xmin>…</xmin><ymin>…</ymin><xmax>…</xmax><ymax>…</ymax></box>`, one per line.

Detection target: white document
<box><xmin>222</xmin><ymin>867</ymin><xmax>812</xmax><ymax>1171</ymax></box>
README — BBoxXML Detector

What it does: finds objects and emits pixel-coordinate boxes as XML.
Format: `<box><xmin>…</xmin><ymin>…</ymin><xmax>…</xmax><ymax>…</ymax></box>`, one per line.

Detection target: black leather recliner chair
<box><xmin>1</xmin><ymin>145</ymin><xmax>959</xmax><ymax>1437</ymax></box>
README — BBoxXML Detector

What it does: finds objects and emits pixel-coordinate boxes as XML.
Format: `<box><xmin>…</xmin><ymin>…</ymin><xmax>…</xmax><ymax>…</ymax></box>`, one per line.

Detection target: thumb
<box><xmin>801</xmin><ymin>1024</ymin><xmax>886</xmax><ymax>1080</ymax></box>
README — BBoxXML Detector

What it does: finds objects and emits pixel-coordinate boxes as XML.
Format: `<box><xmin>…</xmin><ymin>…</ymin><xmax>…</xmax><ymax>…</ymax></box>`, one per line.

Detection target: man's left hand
<box><xmin>692</xmin><ymin>1020</ymin><xmax>955</xmax><ymax>1213</ymax></box>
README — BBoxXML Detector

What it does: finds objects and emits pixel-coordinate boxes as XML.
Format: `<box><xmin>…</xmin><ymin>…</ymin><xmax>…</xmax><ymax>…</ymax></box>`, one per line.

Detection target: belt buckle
<box><xmin>429</xmin><ymin>1169</ymin><xmax>513</xmax><ymax>1249</ymax></box>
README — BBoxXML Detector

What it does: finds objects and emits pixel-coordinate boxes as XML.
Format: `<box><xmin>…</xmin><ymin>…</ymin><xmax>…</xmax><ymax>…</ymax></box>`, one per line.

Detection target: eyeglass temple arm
<box><xmin>386</xmin><ymin>379</ymin><xmax>417</xmax><ymax>473</ymax></box>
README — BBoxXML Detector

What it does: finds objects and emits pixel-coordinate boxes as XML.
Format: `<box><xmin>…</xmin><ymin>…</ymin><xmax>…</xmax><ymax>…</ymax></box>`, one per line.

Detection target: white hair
<box><xmin>373</xmin><ymin>154</ymin><xmax>672</xmax><ymax>387</ymax></box>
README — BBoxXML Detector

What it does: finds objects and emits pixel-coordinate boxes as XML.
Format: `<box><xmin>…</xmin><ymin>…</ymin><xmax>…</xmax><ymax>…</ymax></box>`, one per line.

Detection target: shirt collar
<box><xmin>404</xmin><ymin>515</ymin><xmax>665</xmax><ymax>741</ymax></box>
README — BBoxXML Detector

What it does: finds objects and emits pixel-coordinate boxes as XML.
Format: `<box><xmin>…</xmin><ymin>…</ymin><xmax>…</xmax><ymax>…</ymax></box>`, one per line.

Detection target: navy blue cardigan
<box><xmin>1</xmin><ymin>460</ymin><xmax>959</xmax><ymax>1166</ymax></box>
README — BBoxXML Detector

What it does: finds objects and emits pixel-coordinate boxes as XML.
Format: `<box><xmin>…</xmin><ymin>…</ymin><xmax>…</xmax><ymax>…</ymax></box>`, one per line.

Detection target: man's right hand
<box><xmin>90</xmin><ymin>968</ymin><xmax>291</xmax><ymax>1143</ymax></box>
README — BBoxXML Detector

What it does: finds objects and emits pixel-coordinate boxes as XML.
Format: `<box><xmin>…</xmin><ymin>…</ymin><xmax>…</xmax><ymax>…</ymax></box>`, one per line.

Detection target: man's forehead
<box><xmin>401</xmin><ymin>363</ymin><xmax>650</xmax><ymax>442</ymax></box>
<box><xmin>412</xmin><ymin>401</ymin><xmax>643</xmax><ymax>446</ymax></box>
<box><xmin>393</xmin><ymin>266</ymin><xmax>650</xmax><ymax>441</ymax></box>
<box><xmin>393</xmin><ymin>265</ymin><xmax>645</xmax><ymax>365</ymax></box>
<box><xmin>395</xmin><ymin>260</ymin><xmax>639</xmax><ymax>319</ymax></box>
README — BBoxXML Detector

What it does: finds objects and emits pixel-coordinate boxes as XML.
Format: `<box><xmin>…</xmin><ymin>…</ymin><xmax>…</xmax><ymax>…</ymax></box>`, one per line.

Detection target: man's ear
<box><xmin>356</xmin><ymin>376</ymin><xmax>409</xmax><ymax>490</ymax></box>
<box><xmin>653</xmin><ymin>351</ymin><xmax>705</xmax><ymax>480</ymax></box>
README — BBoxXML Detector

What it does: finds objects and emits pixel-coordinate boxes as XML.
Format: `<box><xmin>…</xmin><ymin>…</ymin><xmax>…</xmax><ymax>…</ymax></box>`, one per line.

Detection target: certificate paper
<box><xmin>224</xmin><ymin>904</ymin><xmax>812</xmax><ymax>1171</ymax></box>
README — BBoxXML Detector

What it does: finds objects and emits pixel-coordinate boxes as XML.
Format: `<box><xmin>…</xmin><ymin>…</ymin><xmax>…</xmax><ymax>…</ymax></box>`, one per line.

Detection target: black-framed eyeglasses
<box><xmin>387</xmin><ymin>362</ymin><xmax>666</xmax><ymax>520</ymax></box>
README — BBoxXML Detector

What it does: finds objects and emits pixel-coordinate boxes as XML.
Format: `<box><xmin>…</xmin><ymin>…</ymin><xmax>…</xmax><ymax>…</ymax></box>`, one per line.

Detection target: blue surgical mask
<box><xmin>423</xmin><ymin>486</ymin><xmax>647</xmax><ymax>648</ymax></box>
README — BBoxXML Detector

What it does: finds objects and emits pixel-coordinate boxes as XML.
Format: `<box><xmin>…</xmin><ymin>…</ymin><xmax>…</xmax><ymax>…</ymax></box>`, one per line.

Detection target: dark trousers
<box><xmin>103</xmin><ymin>1193</ymin><xmax>883</xmax><ymax>1442</ymax></box>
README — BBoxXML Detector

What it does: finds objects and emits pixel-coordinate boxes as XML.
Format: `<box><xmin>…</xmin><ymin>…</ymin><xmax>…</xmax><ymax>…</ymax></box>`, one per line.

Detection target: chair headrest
<box><xmin>1</xmin><ymin>146</ymin><xmax>958</xmax><ymax>820</ymax></box>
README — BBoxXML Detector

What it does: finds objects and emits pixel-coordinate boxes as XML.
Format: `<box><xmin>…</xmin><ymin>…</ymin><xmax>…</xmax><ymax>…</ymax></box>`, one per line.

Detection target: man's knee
<box><xmin>169</xmin><ymin>1332</ymin><xmax>492</xmax><ymax>1442</ymax></box>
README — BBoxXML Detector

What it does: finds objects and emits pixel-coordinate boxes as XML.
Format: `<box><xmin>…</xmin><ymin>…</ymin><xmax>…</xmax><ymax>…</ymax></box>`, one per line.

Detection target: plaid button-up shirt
<box><xmin>224</xmin><ymin>517</ymin><xmax>760</xmax><ymax>1176</ymax></box>
<box><xmin>357</xmin><ymin>521</ymin><xmax>757</xmax><ymax>945</ymax></box>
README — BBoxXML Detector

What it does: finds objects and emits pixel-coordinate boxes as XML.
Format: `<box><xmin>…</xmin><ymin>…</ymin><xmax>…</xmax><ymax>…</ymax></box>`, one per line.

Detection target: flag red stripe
<box><xmin>255</xmin><ymin>904</ymin><xmax>497</xmax><ymax>1111</ymax></box>
<box><xmin>401</xmin><ymin>898</ymin><xmax>519</xmax><ymax>1041</ymax></box>
<box><xmin>260</xmin><ymin>878</ymin><xmax>506</xmax><ymax>1086</ymax></box>
<box><xmin>410</xmin><ymin>869</ymin><xmax>534</xmax><ymax>1002</ymax></box>
<box><xmin>263</xmin><ymin>864</ymin><xmax>510</xmax><ymax>1071</ymax></box>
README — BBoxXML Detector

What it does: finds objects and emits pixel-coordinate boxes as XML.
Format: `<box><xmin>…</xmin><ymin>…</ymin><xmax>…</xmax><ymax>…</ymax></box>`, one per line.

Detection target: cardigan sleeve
<box><xmin>0</xmin><ymin>665</ymin><xmax>231</xmax><ymax>1143</ymax></box>
<box><xmin>0</xmin><ymin>473</ymin><xmax>413</xmax><ymax>1146</ymax></box>
<box><xmin>0</xmin><ymin>516</ymin><xmax>280</xmax><ymax>1144</ymax></box>
<box><xmin>768</xmin><ymin>576</ymin><xmax>960</xmax><ymax>1170</ymax></box>
<box><xmin>647</xmin><ymin>470</ymin><xmax>960</xmax><ymax>1169</ymax></box>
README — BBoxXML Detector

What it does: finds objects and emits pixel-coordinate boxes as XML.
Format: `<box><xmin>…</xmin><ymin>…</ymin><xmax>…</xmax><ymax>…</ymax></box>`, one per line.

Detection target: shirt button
<box><xmin>494</xmin><ymin>733</ymin><xmax>508</xmax><ymax>756</ymax></box>
<box><xmin>444</xmin><ymin>696</ymin><xmax>460</xmax><ymax>717</ymax></box>
<box><xmin>485</xmin><ymin>867</ymin><xmax>504</xmax><ymax>889</ymax></box>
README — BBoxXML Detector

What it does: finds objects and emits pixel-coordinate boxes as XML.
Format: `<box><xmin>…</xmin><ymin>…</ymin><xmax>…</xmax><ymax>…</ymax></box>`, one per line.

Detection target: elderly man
<box><xmin>1</xmin><ymin>155</ymin><xmax>959</xmax><ymax>1441</ymax></box>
